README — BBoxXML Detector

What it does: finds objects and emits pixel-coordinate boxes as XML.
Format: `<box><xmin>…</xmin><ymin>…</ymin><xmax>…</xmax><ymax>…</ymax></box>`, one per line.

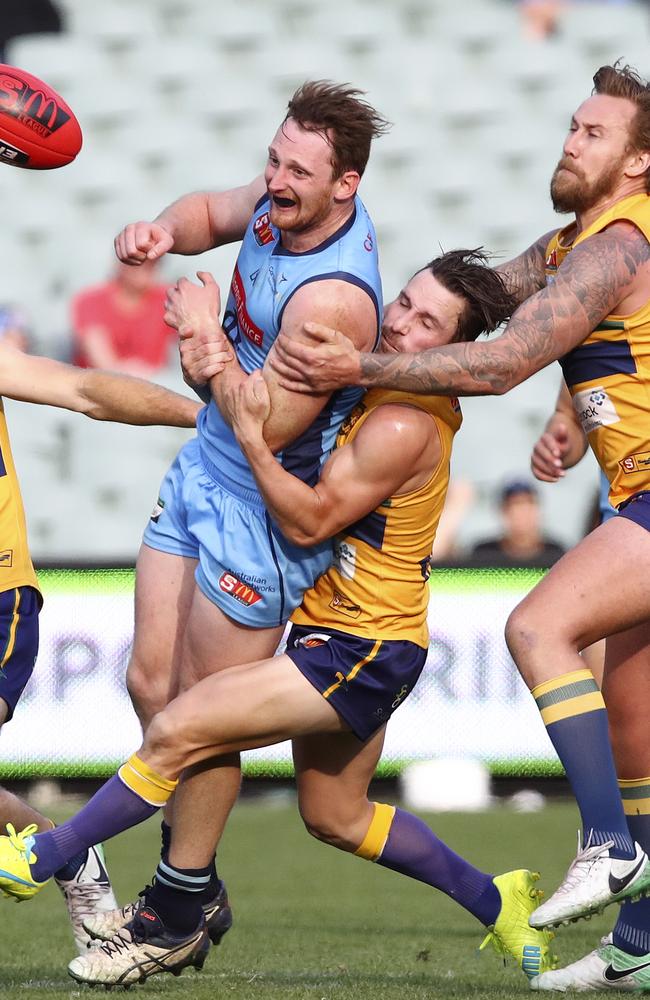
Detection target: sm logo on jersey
<box><xmin>253</xmin><ymin>212</ymin><xmax>275</xmax><ymax>247</ymax></box>
<box><xmin>219</xmin><ymin>572</ymin><xmax>262</xmax><ymax>607</ymax></box>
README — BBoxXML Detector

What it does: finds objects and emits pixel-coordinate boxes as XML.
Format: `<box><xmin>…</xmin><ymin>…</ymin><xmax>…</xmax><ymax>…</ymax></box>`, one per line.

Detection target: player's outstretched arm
<box><xmin>531</xmin><ymin>382</ymin><xmax>588</xmax><ymax>483</ymax></box>
<box><xmin>232</xmin><ymin>372</ymin><xmax>436</xmax><ymax>545</ymax></box>
<box><xmin>0</xmin><ymin>345</ymin><xmax>201</xmax><ymax>427</ymax></box>
<box><xmin>270</xmin><ymin>223</ymin><xmax>649</xmax><ymax>397</ymax></box>
<box><xmin>115</xmin><ymin>176</ymin><xmax>266</xmax><ymax>264</ymax></box>
<box><xmin>497</xmin><ymin>228</ymin><xmax>558</xmax><ymax>307</ymax></box>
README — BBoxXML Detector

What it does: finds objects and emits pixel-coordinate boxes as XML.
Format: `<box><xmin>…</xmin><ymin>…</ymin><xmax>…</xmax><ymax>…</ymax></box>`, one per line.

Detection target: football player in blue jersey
<box><xmin>105</xmin><ymin>81</ymin><xmax>387</xmax><ymax>960</ymax></box>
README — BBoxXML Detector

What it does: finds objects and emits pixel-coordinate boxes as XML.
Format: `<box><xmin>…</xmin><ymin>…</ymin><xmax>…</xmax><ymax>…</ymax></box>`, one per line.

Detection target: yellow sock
<box><xmin>117</xmin><ymin>754</ymin><xmax>178</xmax><ymax>807</ymax></box>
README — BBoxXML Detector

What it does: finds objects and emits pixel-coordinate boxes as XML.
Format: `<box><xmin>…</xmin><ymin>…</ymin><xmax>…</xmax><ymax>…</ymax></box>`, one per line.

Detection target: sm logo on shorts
<box><xmin>218</xmin><ymin>572</ymin><xmax>262</xmax><ymax>607</ymax></box>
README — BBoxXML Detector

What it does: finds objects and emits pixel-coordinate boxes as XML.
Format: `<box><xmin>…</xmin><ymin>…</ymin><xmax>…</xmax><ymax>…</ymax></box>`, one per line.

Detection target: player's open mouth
<box><xmin>272</xmin><ymin>196</ymin><xmax>296</xmax><ymax>208</ymax></box>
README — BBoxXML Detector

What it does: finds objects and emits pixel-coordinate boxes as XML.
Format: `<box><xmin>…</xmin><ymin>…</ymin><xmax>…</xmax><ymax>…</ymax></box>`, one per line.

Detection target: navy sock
<box><xmin>374</xmin><ymin>807</ymin><xmax>501</xmax><ymax>926</ymax></box>
<box><xmin>613</xmin><ymin>780</ymin><xmax>650</xmax><ymax>957</ymax></box>
<box><xmin>533</xmin><ymin>670</ymin><xmax>634</xmax><ymax>859</ymax></box>
<box><xmin>160</xmin><ymin>820</ymin><xmax>172</xmax><ymax>862</ymax></box>
<box><xmin>160</xmin><ymin>820</ymin><xmax>219</xmax><ymax>902</ymax></box>
<box><xmin>30</xmin><ymin>774</ymin><xmax>159</xmax><ymax>882</ymax></box>
<box><xmin>147</xmin><ymin>859</ymin><xmax>208</xmax><ymax>935</ymax></box>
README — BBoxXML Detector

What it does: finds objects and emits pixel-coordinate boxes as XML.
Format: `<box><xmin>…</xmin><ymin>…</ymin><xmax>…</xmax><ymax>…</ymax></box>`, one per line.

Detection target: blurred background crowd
<box><xmin>0</xmin><ymin>0</ymin><xmax>645</xmax><ymax>562</ymax></box>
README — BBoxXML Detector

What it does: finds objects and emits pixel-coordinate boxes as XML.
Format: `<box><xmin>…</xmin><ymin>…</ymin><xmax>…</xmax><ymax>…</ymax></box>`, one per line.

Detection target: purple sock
<box><xmin>377</xmin><ymin>808</ymin><xmax>501</xmax><ymax>925</ymax></box>
<box><xmin>30</xmin><ymin>774</ymin><xmax>159</xmax><ymax>882</ymax></box>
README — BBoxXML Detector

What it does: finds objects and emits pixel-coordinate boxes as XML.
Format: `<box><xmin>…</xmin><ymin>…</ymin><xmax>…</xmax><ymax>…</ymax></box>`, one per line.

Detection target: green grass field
<box><xmin>0</xmin><ymin>795</ymin><xmax>613</xmax><ymax>999</ymax></box>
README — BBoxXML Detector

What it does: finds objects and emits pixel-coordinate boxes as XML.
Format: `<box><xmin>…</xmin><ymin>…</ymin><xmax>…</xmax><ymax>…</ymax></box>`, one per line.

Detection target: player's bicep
<box><xmin>497</xmin><ymin>225</ymin><xmax>650</xmax><ymax>382</ymax></box>
<box><xmin>206</xmin><ymin>176</ymin><xmax>266</xmax><ymax>246</ymax></box>
<box><xmin>261</xmin><ymin>280</ymin><xmax>378</xmax><ymax>449</ymax></box>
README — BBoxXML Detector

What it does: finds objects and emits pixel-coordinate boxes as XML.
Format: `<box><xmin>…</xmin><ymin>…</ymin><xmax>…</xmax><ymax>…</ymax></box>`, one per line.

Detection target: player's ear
<box><xmin>334</xmin><ymin>170</ymin><xmax>360</xmax><ymax>202</ymax></box>
<box><xmin>627</xmin><ymin>149</ymin><xmax>650</xmax><ymax>180</ymax></box>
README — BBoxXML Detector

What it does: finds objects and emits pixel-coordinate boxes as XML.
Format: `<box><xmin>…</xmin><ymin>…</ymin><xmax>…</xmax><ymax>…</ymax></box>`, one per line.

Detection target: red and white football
<box><xmin>0</xmin><ymin>64</ymin><xmax>82</xmax><ymax>169</ymax></box>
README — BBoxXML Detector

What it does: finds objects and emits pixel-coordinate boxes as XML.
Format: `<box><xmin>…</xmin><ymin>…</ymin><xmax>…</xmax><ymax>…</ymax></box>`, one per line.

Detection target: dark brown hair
<box><xmin>420</xmin><ymin>248</ymin><xmax>518</xmax><ymax>343</ymax></box>
<box><xmin>593</xmin><ymin>61</ymin><xmax>650</xmax><ymax>191</ymax></box>
<box><xmin>284</xmin><ymin>80</ymin><xmax>390</xmax><ymax>178</ymax></box>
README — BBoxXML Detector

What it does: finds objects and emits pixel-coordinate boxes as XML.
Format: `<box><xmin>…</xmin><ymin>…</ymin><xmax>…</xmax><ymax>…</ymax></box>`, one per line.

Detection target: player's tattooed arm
<box><xmin>497</xmin><ymin>229</ymin><xmax>558</xmax><ymax>306</ymax></box>
<box><xmin>272</xmin><ymin>224</ymin><xmax>649</xmax><ymax>396</ymax></box>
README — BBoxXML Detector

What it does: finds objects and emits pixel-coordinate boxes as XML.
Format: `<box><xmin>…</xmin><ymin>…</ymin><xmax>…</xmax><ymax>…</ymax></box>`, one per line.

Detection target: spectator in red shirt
<box><xmin>71</xmin><ymin>259</ymin><xmax>177</xmax><ymax>375</ymax></box>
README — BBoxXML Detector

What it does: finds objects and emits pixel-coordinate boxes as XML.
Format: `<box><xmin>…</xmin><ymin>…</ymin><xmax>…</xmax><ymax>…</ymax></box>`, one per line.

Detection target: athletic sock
<box><xmin>355</xmin><ymin>803</ymin><xmax>501</xmax><ymax>926</ymax></box>
<box><xmin>146</xmin><ymin>859</ymin><xmax>208</xmax><ymax>935</ymax></box>
<box><xmin>532</xmin><ymin>669</ymin><xmax>635</xmax><ymax>858</ymax></box>
<box><xmin>160</xmin><ymin>818</ymin><xmax>220</xmax><ymax>902</ymax></box>
<box><xmin>30</xmin><ymin>755</ymin><xmax>178</xmax><ymax>883</ymax></box>
<box><xmin>613</xmin><ymin>778</ymin><xmax>650</xmax><ymax>957</ymax></box>
<box><xmin>54</xmin><ymin>849</ymin><xmax>88</xmax><ymax>881</ymax></box>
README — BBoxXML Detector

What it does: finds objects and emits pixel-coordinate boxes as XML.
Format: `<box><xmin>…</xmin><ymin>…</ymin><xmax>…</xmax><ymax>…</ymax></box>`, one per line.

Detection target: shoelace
<box><xmin>63</xmin><ymin>881</ymin><xmax>111</xmax><ymax>917</ymax></box>
<box><xmin>6</xmin><ymin>823</ymin><xmax>38</xmax><ymax>859</ymax></box>
<box><xmin>99</xmin><ymin>929</ymin><xmax>133</xmax><ymax>959</ymax></box>
<box><xmin>556</xmin><ymin>831</ymin><xmax>616</xmax><ymax>895</ymax></box>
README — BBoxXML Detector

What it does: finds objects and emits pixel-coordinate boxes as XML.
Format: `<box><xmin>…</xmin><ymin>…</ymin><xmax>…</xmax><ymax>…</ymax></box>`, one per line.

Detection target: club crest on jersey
<box><xmin>253</xmin><ymin>212</ymin><xmax>275</xmax><ymax>247</ymax></box>
<box><xmin>329</xmin><ymin>589</ymin><xmax>361</xmax><ymax>619</ymax></box>
<box><xmin>219</xmin><ymin>572</ymin><xmax>262</xmax><ymax>606</ymax></box>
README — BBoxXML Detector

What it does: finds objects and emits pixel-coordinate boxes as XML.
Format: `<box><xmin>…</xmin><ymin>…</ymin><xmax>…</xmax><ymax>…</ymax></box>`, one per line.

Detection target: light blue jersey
<box><xmin>144</xmin><ymin>193</ymin><xmax>383</xmax><ymax>627</ymax></box>
<box><xmin>197</xmin><ymin>193</ymin><xmax>382</xmax><ymax>490</ymax></box>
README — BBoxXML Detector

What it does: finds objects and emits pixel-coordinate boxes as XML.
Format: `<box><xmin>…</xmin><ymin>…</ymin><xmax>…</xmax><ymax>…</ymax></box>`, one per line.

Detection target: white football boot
<box><xmin>531</xmin><ymin>942</ymin><xmax>650</xmax><ymax>992</ymax></box>
<box><xmin>529</xmin><ymin>834</ymin><xmax>650</xmax><ymax>929</ymax></box>
<box><xmin>55</xmin><ymin>844</ymin><xmax>118</xmax><ymax>954</ymax></box>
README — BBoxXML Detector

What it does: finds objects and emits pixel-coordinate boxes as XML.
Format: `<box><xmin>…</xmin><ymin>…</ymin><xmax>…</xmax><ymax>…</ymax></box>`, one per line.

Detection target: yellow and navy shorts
<box><xmin>617</xmin><ymin>490</ymin><xmax>650</xmax><ymax>531</ymax></box>
<box><xmin>0</xmin><ymin>586</ymin><xmax>40</xmax><ymax>722</ymax></box>
<box><xmin>285</xmin><ymin>624</ymin><xmax>428</xmax><ymax>742</ymax></box>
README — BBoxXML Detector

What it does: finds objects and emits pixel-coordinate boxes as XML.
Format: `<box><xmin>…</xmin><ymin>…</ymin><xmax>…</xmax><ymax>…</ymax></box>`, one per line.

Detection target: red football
<box><xmin>0</xmin><ymin>64</ymin><xmax>82</xmax><ymax>169</ymax></box>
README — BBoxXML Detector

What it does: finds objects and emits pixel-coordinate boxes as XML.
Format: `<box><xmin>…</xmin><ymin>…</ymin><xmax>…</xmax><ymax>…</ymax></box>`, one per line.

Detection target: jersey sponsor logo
<box><xmin>253</xmin><ymin>212</ymin><xmax>275</xmax><ymax>247</ymax></box>
<box><xmin>620</xmin><ymin>452</ymin><xmax>650</xmax><ymax>474</ymax></box>
<box><xmin>0</xmin><ymin>550</ymin><xmax>13</xmax><ymax>567</ymax></box>
<box><xmin>572</xmin><ymin>385</ymin><xmax>619</xmax><ymax>434</ymax></box>
<box><xmin>0</xmin><ymin>140</ymin><xmax>28</xmax><ymax>165</ymax></box>
<box><xmin>363</xmin><ymin>232</ymin><xmax>374</xmax><ymax>252</ymax></box>
<box><xmin>218</xmin><ymin>571</ymin><xmax>262</xmax><ymax>607</ymax></box>
<box><xmin>334</xmin><ymin>538</ymin><xmax>356</xmax><ymax>580</ymax></box>
<box><xmin>231</xmin><ymin>265</ymin><xmax>264</xmax><ymax>347</ymax></box>
<box><xmin>0</xmin><ymin>72</ymin><xmax>71</xmax><ymax>137</ymax></box>
<box><xmin>329</xmin><ymin>589</ymin><xmax>361</xmax><ymax>619</ymax></box>
<box><xmin>391</xmin><ymin>684</ymin><xmax>409</xmax><ymax>709</ymax></box>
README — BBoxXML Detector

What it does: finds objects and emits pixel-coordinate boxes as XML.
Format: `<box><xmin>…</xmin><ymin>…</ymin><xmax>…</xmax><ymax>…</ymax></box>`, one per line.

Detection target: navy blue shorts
<box><xmin>617</xmin><ymin>490</ymin><xmax>650</xmax><ymax>531</ymax></box>
<box><xmin>0</xmin><ymin>586</ymin><xmax>39</xmax><ymax>722</ymax></box>
<box><xmin>285</xmin><ymin>624</ymin><xmax>428</xmax><ymax>743</ymax></box>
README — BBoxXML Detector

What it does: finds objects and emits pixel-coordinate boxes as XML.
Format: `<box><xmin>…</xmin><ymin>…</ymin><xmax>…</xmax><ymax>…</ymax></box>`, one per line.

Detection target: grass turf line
<box><xmin>0</xmin><ymin>799</ymin><xmax>613</xmax><ymax>999</ymax></box>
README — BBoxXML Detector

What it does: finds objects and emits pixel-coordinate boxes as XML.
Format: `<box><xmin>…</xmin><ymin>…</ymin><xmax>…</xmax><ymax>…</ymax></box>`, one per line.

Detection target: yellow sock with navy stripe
<box><xmin>354</xmin><ymin>802</ymin><xmax>501</xmax><ymax>924</ymax></box>
<box><xmin>30</xmin><ymin>754</ymin><xmax>178</xmax><ymax>882</ymax></box>
<box><xmin>532</xmin><ymin>669</ymin><xmax>634</xmax><ymax>858</ymax></box>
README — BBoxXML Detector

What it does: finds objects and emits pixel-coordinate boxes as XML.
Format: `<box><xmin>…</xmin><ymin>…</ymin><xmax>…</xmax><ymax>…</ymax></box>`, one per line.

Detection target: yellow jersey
<box><xmin>0</xmin><ymin>400</ymin><xmax>39</xmax><ymax>595</ymax></box>
<box><xmin>546</xmin><ymin>193</ymin><xmax>650</xmax><ymax>507</ymax></box>
<box><xmin>291</xmin><ymin>389</ymin><xmax>462</xmax><ymax>648</ymax></box>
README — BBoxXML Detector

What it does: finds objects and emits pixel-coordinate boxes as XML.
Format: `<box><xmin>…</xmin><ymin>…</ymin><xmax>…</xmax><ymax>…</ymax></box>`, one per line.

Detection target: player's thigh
<box><xmin>293</xmin><ymin>727</ymin><xmax>386</xmax><ymax>832</ymax></box>
<box><xmin>178</xmin><ymin>584</ymin><xmax>284</xmax><ymax>688</ymax></box>
<box><xmin>507</xmin><ymin>516</ymin><xmax>650</xmax><ymax>653</ymax></box>
<box><xmin>129</xmin><ymin>544</ymin><xmax>198</xmax><ymax>701</ymax></box>
<box><xmin>145</xmin><ymin>652</ymin><xmax>346</xmax><ymax>772</ymax></box>
<box><xmin>602</xmin><ymin>621</ymin><xmax>650</xmax><ymax>775</ymax></box>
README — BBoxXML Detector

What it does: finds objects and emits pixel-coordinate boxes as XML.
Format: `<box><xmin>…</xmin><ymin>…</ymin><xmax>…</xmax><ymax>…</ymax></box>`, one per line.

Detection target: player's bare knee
<box><xmin>126</xmin><ymin>659</ymin><xmax>168</xmax><ymax>728</ymax></box>
<box><xmin>504</xmin><ymin>606</ymin><xmax>545</xmax><ymax>686</ymax></box>
<box><xmin>299</xmin><ymin>801</ymin><xmax>358</xmax><ymax>852</ymax></box>
<box><xmin>144</xmin><ymin>709</ymin><xmax>189</xmax><ymax>773</ymax></box>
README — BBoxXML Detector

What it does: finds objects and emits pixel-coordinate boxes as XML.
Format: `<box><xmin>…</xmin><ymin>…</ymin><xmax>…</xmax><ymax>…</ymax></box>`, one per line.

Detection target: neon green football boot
<box><xmin>480</xmin><ymin>869</ymin><xmax>557</xmax><ymax>979</ymax></box>
<box><xmin>0</xmin><ymin>823</ymin><xmax>49</xmax><ymax>900</ymax></box>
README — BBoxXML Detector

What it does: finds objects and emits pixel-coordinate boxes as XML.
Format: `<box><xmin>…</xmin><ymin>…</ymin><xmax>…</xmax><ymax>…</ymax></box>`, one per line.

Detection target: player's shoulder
<box><xmin>356</xmin><ymin>401</ymin><xmax>433</xmax><ymax>451</ymax></box>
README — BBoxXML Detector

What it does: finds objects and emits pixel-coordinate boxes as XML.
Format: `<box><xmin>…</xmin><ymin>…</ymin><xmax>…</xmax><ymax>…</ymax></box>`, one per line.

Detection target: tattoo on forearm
<box><xmin>498</xmin><ymin>230</ymin><xmax>557</xmax><ymax>305</ymax></box>
<box><xmin>359</xmin><ymin>225</ymin><xmax>650</xmax><ymax>396</ymax></box>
